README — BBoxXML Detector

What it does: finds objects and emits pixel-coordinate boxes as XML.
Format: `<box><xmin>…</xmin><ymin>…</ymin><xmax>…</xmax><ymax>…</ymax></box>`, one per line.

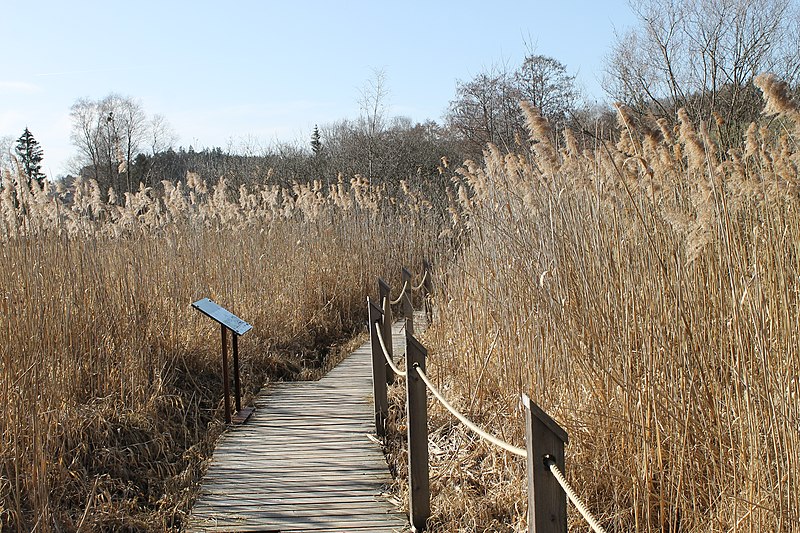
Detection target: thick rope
<box><xmin>412</xmin><ymin>270</ymin><xmax>428</xmax><ymax>291</ymax></box>
<box><xmin>390</xmin><ymin>280</ymin><xmax>409</xmax><ymax>305</ymax></box>
<box><xmin>546</xmin><ymin>458</ymin><xmax>607</xmax><ymax>533</ymax></box>
<box><xmin>414</xmin><ymin>365</ymin><xmax>527</xmax><ymax>457</ymax></box>
<box><xmin>375</xmin><ymin>326</ymin><xmax>407</xmax><ymax>377</ymax></box>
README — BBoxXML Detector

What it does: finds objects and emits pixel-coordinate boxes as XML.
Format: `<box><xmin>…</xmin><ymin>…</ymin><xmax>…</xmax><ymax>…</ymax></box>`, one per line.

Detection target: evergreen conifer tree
<box><xmin>15</xmin><ymin>127</ymin><xmax>45</xmax><ymax>185</ymax></box>
<box><xmin>310</xmin><ymin>125</ymin><xmax>323</xmax><ymax>156</ymax></box>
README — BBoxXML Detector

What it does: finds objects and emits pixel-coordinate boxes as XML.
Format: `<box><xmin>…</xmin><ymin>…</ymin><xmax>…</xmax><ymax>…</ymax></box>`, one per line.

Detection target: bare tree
<box><xmin>113</xmin><ymin>95</ymin><xmax>148</xmax><ymax>192</ymax></box>
<box><xmin>447</xmin><ymin>56</ymin><xmax>578</xmax><ymax>158</ymax></box>
<box><xmin>149</xmin><ymin>114</ymin><xmax>177</xmax><ymax>155</ymax></box>
<box><xmin>447</xmin><ymin>68</ymin><xmax>515</xmax><ymax>156</ymax></box>
<box><xmin>516</xmin><ymin>55</ymin><xmax>578</xmax><ymax>132</ymax></box>
<box><xmin>358</xmin><ymin>69</ymin><xmax>389</xmax><ymax>178</ymax></box>
<box><xmin>69</xmin><ymin>94</ymin><xmax>153</xmax><ymax>196</ymax></box>
<box><xmin>605</xmin><ymin>0</ymin><xmax>799</xmax><ymax>126</ymax></box>
<box><xmin>69</xmin><ymin>98</ymin><xmax>104</xmax><ymax>183</ymax></box>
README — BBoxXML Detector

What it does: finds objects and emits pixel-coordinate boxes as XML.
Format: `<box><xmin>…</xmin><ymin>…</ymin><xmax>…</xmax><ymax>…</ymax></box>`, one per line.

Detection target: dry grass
<box><xmin>6</xmin><ymin>77</ymin><xmax>799</xmax><ymax>532</ymax></box>
<box><xmin>407</xmin><ymin>80</ymin><xmax>800</xmax><ymax>531</ymax></box>
<box><xmin>0</xmin><ymin>172</ymin><xmax>440</xmax><ymax>531</ymax></box>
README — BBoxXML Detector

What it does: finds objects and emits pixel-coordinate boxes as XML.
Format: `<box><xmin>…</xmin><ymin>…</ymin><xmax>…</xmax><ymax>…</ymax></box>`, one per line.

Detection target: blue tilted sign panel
<box><xmin>191</xmin><ymin>298</ymin><xmax>253</xmax><ymax>336</ymax></box>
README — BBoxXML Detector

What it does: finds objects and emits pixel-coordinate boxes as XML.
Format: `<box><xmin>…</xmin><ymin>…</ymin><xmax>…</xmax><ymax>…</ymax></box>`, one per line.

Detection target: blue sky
<box><xmin>0</xmin><ymin>1</ymin><xmax>636</xmax><ymax>177</ymax></box>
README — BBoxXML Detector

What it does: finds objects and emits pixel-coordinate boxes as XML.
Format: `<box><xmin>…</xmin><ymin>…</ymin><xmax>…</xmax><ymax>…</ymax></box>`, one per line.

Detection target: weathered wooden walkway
<box><xmin>187</xmin><ymin>316</ymin><xmax>421</xmax><ymax>532</ymax></box>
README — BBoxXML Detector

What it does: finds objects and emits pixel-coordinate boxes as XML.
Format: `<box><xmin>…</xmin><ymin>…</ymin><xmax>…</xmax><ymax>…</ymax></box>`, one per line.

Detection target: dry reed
<box><xmin>0</xmin><ymin>171</ymin><xmax>440</xmax><ymax>531</ymax></box>
<box><xmin>411</xmin><ymin>88</ymin><xmax>800</xmax><ymax>531</ymax></box>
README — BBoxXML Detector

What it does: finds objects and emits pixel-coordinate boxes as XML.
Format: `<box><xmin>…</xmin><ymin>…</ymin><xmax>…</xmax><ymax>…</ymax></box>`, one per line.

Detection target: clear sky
<box><xmin>1</xmin><ymin>1</ymin><xmax>637</xmax><ymax>177</ymax></box>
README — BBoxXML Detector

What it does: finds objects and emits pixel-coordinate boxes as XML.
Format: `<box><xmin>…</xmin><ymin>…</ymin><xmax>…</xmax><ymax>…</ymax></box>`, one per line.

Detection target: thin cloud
<box><xmin>35</xmin><ymin>65</ymin><xmax>151</xmax><ymax>77</ymax></box>
<box><xmin>0</xmin><ymin>81</ymin><xmax>42</xmax><ymax>94</ymax></box>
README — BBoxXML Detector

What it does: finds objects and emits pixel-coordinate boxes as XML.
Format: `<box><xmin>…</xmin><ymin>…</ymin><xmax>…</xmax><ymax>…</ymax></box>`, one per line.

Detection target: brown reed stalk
<box><xmin>417</xmin><ymin>83</ymin><xmax>800</xmax><ymax>531</ymax></box>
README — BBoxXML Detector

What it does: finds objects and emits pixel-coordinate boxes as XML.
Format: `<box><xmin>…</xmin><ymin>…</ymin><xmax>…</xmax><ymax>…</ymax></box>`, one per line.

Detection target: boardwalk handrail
<box><xmin>411</xmin><ymin>269</ymin><xmax>428</xmax><ymax>291</ymax></box>
<box><xmin>369</xmin><ymin>265</ymin><xmax>606</xmax><ymax>533</ymax></box>
<box><xmin>414</xmin><ymin>364</ymin><xmax>527</xmax><ymax>457</ymax></box>
<box><xmin>389</xmin><ymin>280</ymin><xmax>408</xmax><ymax>305</ymax></box>
<box><xmin>376</xmin><ymin>326</ymin><xmax>407</xmax><ymax>377</ymax></box>
<box><xmin>546</xmin><ymin>458</ymin><xmax>608</xmax><ymax>533</ymax></box>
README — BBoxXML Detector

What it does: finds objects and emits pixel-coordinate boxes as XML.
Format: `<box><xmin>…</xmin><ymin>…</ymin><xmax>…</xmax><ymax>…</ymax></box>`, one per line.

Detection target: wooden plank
<box><xmin>203</xmin><ymin>459</ymin><xmax>388</xmax><ymax>469</ymax></box>
<box><xmin>196</xmin><ymin>525</ymin><xmax>405</xmax><ymax>533</ymax></box>
<box><xmin>187</xmin><ymin>314</ymin><xmax>428</xmax><ymax>532</ymax></box>
<box><xmin>191</xmin><ymin>508</ymin><xmax>405</xmax><ymax>521</ymax></box>
<box><xmin>191</xmin><ymin>505</ymin><xmax>401</xmax><ymax>516</ymax></box>
<box><xmin>195</xmin><ymin>522</ymin><xmax>407</xmax><ymax>528</ymax></box>
<box><xmin>198</xmin><ymin>486</ymin><xmax>394</xmax><ymax>497</ymax></box>
<box><xmin>208</xmin><ymin>447</ymin><xmax>383</xmax><ymax>457</ymax></box>
<box><xmin>204</xmin><ymin>463</ymin><xmax>390</xmax><ymax>473</ymax></box>
<box><xmin>201</xmin><ymin>472</ymin><xmax>390</xmax><ymax>482</ymax></box>
<box><xmin>196</xmin><ymin>494</ymin><xmax>388</xmax><ymax>505</ymax></box>
<box><xmin>203</xmin><ymin>453</ymin><xmax>386</xmax><ymax>463</ymax></box>
<box><xmin>195</xmin><ymin>494</ymin><xmax>392</xmax><ymax>503</ymax></box>
<box><xmin>209</xmin><ymin>444</ymin><xmax>381</xmax><ymax>453</ymax></box>
<box><xmin>199</xmin><ymin>488</ymin><xmax>394</xmax><ymax>499</ymax></box>
<box><xmin>195</xmin><ymin>521</ymin><xmax>408</xmax><ymax>529</ymax></box>
<box><xmin>193</xmin><ymin>517</ymin><xmax>408</xmax><ymax>529</ymax></box>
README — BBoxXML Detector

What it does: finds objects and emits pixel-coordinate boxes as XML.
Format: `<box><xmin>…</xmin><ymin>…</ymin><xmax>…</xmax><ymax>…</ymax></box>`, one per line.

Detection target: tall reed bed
<box><xmin>0</xmin><ymin>172</ymin><xmax>440</xmax><ymax>531</ymax></box>
<box><xmin>421</xmin><ymin>74</ymin><xmax>800</xmax><ymax>531</ymax></box>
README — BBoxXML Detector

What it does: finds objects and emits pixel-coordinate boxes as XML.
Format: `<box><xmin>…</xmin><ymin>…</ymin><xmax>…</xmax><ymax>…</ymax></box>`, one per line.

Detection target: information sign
<box><xmin>192</xmin><ymin>298</ymin><xmax>253</xmax><ymax>336</ymax></box>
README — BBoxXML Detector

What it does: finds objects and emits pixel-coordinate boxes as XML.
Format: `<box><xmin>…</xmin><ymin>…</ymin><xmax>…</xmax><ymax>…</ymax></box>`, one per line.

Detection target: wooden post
<box><xmin>523</xmin><ymin>394</ymin><xmax>568</xmax><ymax>533</ymax></box>
<box><xmin>368</xmin><ymin>297</ymin><xmax>388</xmax><ymax>438</ymax></box>
<box><xmin>220</xmin><ymin>325</ymin><xmax>232</xmax><ymax>424</ymax></box>
<box><xmin>232</xmin><ymin>333</ymin><xmax>242</xmax><ymax>413</ymax></box>
<box><xmin>402</xmin><ymin>267</ymin><xmax>414</xmax><ymax>336</ymax></box>
<box><xmin>378</xmin><ymin>278</ymin><xmax>395</xmax><ymax>385</ymax></box>
<box><xmin>406</xmin><ymin>331</ymin><xmax>430</xmax><ymax>532</ymax></box>
<box><xmin>422</xmin><ymin>259</ymin><xmax>433</xmax><ymax>323</ymax></box>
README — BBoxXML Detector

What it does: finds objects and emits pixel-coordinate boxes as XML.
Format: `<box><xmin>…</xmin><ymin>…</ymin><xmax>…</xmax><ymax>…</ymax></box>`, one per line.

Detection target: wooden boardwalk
<box><xmin>187</xmin><ymin>316</ymin><xmax>421</xmax><ymax>532</ymax></box>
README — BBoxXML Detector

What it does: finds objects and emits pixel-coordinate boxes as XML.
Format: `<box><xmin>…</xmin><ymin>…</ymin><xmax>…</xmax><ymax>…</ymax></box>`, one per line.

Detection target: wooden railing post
<box><xmin>406</xmin><ymin>331</ymin><xmax>430</xmax><ymax>532</ymax></box>
<box><xmin>422</xmin><ymin>259</ymin><xmax>433</xmax><ymax>323</ymax></box>
<box><xmin>368</xmin><ymin>297</ymin><xmax>388</xmax><ymax>438</ymax></box>
<box><xmin>220</xmin><ymin>325</ymin><xmax>232</xmax><ymax>424</ymax></box>
<box><xmin>232</xmin><ymin>333</ymin><xmax>242</xmax><ymax>412</ymax></box>
<box><xmin>523</xmin><ymin>394</ymin><xmax>568</xmax><ymax>533</ymax></box>
<box><xmin>378</xmin><ymin>278</ymin><xmax>395</xmax><ymax>385</ymax></box>
<box><xmin>402</xmin><ymin>267</ymin><xmax>414</xmax><ymax>335</ymax></box>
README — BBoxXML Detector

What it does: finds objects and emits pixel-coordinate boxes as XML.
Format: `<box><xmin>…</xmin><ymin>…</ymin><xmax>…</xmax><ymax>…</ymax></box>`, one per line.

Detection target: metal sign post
<box><xmin>192</xmin><ymin>298</ymin><xmax>253</xmax><ymax>424</ymax></box>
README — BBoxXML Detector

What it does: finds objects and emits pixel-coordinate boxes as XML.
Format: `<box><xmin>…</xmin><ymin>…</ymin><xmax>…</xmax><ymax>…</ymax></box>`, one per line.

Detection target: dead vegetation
<box><xmin>0</xmin><ymin>173</ymin><xmax>438</xmax><ymax>531</ymax></box>
<box><xmin>387</xmin><ymin>74</ymin><xmax>800</xmax><ymax>531</ymax></box>
<box><xmin>4</xmin><ymin>73</ymin><xmax>800</xmax><ymax>532</ymax></box>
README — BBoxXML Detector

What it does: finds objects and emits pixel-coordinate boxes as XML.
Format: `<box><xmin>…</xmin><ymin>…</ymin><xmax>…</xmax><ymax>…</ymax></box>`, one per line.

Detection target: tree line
<box><xmin>3</xmin><ymin>0</ymin><xmax>798</xmax><ymax>199</ymax></box>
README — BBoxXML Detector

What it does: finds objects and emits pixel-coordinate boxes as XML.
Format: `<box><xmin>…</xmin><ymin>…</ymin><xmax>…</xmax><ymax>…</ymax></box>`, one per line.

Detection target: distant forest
<box><xmin>6</xmin><ymin>0</ymin><xmax>800</xmax><ymax>205</ymax></box>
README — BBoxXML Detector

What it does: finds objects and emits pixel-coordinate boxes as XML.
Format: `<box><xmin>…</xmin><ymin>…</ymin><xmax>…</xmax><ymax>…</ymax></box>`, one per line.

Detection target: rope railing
<box><xmin>376</xmin><ymin>326</ymin><xmax>407</xmax><ymax>378</ymax></box>
<box><xmin>369</xmin><ymin>263</ymin><xmax>606</xmax><ymax>533</ymax></box>
<box><xmin>546</xmin><ymin>458</ymin><xmax>608</xmax><ymax>533</ymax></box>
<box><xmin>389</xmin><ymin>280</ymin><xmax>409</xmax><ymax>305</ymax></box>
<box><xmin>414</xmin><ymin>364</ymin><xmax>527</xmax><ymax>457</ymax></box>
<box><xmin>412</xmin><ymin>269</ymin><xmax>428</xmax><ymax>291</ymax></box>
